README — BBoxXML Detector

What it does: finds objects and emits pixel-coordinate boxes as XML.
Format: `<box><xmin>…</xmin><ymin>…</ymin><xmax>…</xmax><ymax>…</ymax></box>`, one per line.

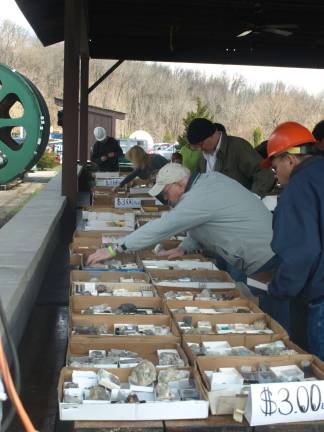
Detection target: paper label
<box><xmin>114</xmin><ymin>197</ymin><xmax>142</xmax><ymax>208</ymax></box>
<box><xmin>246</xmin><ymin>380</ymin><xmax>324</xmax><ymax>425</ymax></box>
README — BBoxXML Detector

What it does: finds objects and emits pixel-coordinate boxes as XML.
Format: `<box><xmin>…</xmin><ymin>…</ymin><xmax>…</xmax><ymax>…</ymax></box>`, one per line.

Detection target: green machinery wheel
<box><xmin>0</xmin><ymin>63</ymin><xmax>50</xmax><ymax>184</ymax></box>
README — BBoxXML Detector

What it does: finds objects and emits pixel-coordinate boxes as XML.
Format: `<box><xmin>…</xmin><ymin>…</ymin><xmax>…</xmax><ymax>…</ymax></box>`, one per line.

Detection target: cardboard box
<box><xmin>140</xmin><ymin>258</ymin><xmax>218</xmax><ymax>271</ymax></box>
<box><xmin>182</xmin><ymin>334</ymin><xmax>305</xmax><ymax>366</ymax></box>
<box><xmin>82</xmin><ymin>210</ymin><xmax>135</xmax><ymax>231</ymax></box>
<box><xmin>73</xmin><ymin>230</ymin><xmax>129</xmax><ymax>245</ymax></box>
<box><xmin>66</xmin><ymin>340</ymin><xmax>189</xmax><ymax>369</ymax></box>
<box><xmin>175</xmin><ymin>312</ymin><xmax>288</xmax><ymax>342</ymax></box>
<box><xmin>148</xmin><ymin>269</ymin><xmax>235</xmax><ymax>289</ymax></box>
<box><xmin>69</xmin><ymin>250</ymin><xmax>141</xmax><ymax>270</ymax></box>
<box><xmin>70</xmin><ymin>313</ymin><xmax>180</xmax><ymax>343</ymax></box>
<box><xmin>94</xmin><ymin>171</ymin><xmax>123</xmax><ymax>179</ymax></box>
<box><xmin>196</xmin><ymin>354</ymin><xmax>321</xmax><ymax>416</ymax></box>
<box><xmin>58</xmin><ymin>367</ymin><xmax>209</xmax><ymax>421</ymax></box>
<box><xmin>156</xmin><ymin>286</ymin><xmax>242</xmax><ymax>301</ymax></box>
<box><xmin>166</xmin><ymin>299</ymin><xmax>262</xmax><ymax>316</ymax></box>
<box><xmin>70</xmin><ymin>270</ymin><xmax>153</xmax><ymax>297</ymax></box>
<box><xmin>70</xmin><ymin>295</ymin><xmax>164</xmax><ymax>315</ymax></box>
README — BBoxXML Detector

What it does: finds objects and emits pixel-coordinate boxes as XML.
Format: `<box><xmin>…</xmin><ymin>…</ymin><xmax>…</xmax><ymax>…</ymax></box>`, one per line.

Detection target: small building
<box><xmin>54</xmin><ymin>97</ymin><xmax>126</xmax><ymax>157</ymax></box>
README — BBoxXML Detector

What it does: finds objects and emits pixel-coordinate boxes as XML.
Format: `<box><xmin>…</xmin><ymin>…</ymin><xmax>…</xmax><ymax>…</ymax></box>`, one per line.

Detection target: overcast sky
<box><xmin>3</xmin><ymin>0</ymin><xmax>324</xmax><ymax>95</ymax></box>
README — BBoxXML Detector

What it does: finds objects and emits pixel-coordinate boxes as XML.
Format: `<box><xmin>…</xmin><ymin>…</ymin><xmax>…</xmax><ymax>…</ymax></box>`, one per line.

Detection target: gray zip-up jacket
<box><xmin>119</xmin><ymin>172</ymin><xmax>274</xmax><ymax>275</ymax></box>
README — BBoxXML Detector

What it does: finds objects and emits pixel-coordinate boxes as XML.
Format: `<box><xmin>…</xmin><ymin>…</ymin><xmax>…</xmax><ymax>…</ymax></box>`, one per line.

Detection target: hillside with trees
<box><xmin>1</xmin><ymin>19</ymin><xmax>323</xmax><ymax>144</ymax></box>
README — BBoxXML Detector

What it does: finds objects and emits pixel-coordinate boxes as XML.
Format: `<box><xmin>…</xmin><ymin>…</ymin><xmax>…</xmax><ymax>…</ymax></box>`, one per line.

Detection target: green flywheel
<box><xmin>0</xmin><ymin>63</ymin><xmax>50</xmax><ymax>184</ymax></box>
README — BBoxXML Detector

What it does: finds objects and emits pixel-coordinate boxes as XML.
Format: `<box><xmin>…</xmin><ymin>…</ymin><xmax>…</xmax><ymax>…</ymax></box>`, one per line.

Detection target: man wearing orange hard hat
<box><xmin>262</xmin><ymin>121</ymin><xmax>324</xmax><ymax>359</ymax></box>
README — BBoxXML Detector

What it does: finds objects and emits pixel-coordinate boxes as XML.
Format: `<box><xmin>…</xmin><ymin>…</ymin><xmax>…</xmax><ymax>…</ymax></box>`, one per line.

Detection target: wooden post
<box><xmin>62</xmin><ymin>0</ymin><xmax>80</xmax><ymax>208</ymax></box>
<box><xmin>79</xmin><ymin>0</ymin><xmax>89</xmax><ymax>164</ymax></box>
<box><xmin>80</xmin><ymin>54</ymin><xmax>89</xmax><ymax>164</ymax></box>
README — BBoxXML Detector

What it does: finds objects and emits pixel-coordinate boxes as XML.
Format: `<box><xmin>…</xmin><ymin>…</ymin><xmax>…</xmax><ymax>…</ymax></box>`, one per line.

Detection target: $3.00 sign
<box><xmin>245</xmin><ymin>380</ymin><xmax>324</xmax><ymax>425</ymax></box>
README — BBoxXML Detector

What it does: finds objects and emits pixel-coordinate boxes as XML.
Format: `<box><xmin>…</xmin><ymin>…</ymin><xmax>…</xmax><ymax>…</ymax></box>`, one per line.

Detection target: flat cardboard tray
<box><xmin>166</xmin><ymin>298</ymin><xmax>262</xmax><ymax>316</ymax></box>
<box><xmin>182</xmin><ymin>334</ymin><xmax>306</xmax><ymax>365</ymax></box>
<box><xmin>175</xmin><ymin>312</ymin><xmax>288</xmax><ymax>342</ymax></box>
<box><xmin>69</xmin><ymin>313</ymin><xmax>180</xmax><ymax>343</ymax></box>
<box><xmin>58</xmin><ymin>366</ymin><xmax>209</xmax><ymax>421</ymax></box>
<box><xmin>66</xmin><ymin>339</ymin><xmax>189</xmax><ymax>369</ymax></box>
<box><xmin>156</xmin><ymin>286</ymin><xmax>242</xmax><ymax>301</ymax></box>
<box><xmin>196</xmin><ymin>354</ymin><xmax>322</xmax><ymax>416</ymax></box>
<box><xmin>69</xmin><ymin>270</ymin><xmax>153</xmax><ymax>297</ymax></box>
<box><xmin>70</xmin><ymin>295</ymin><xmax>164</xmax><ymax>315</ymax></box>
<box><xmin>148</xmin><ymin>269</ymin><xmax>235</xmax><ymax>289</ymax></box>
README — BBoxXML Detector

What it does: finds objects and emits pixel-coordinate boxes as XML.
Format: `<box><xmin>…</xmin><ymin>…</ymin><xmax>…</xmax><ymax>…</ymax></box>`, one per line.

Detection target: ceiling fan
<box><xmin>237</xmin><ymin>24</ymin><xmax>298</xmax><ymax>38</ymax></box>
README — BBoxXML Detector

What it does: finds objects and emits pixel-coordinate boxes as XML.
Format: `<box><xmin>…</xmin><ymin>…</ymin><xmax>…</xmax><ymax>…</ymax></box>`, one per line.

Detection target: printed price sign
<box><xmin>245</xmin><ymin>381</ymin><xmax>324</xmax><ymax>425</ymax></box>
<box><xmin>114</xmin><ymin>197</ymin><xmax>142</xmax><ymax>208</ymax></box>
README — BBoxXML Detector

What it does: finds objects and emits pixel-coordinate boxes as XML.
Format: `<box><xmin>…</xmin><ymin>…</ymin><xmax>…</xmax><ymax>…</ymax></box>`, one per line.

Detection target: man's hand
<box><xmin>155</xmin><ymin>246</ymin><xmax>185</xmax><ymax>260</ymax></box>
<box><xmin>107</xmin><ymin>152</ymin><xmax>116</xmax><ymax>158</ymax></box>
<box><xmin>112</xmin><ymin>186</ymin><xmax>120</xmax><ymax>193</ymax></box>
<box><xmin>100</xmin><ymin>155</ymin><xmax>108</xmax><ymax>162</ymax></box>
<box><xmin>86</xmin><ymin>248</ymin><xmax>114</xmax><ymax>265</ymax></box>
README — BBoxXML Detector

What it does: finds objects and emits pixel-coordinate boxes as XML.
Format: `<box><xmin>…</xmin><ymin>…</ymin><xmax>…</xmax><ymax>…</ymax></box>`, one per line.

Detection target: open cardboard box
<box><xmin>166</xmin><ymin>298</ymin><xmax>262</xmax><ymax>316</ymax></box>
<box><xmin>58</xmin><ymin>366</ymin><xmax>209</xmax><ymax>421</ymax></box>
<box><xmin>175</xmin><ymin>312</ymin><xmax>288</xmax><ymax>342</ymax></box>
<box><xmin>66</xmin><ymin>339</ymin><xmax>189</xmax><ymax>369</ymax></box>
<box><xmin>70</xmin><ymin>270</ymin><xmax>153</xmax><ymax>297</ymax></box>
<box><xmin>70</xmin><ymin>295</ymin><xmax>165</xmax><ymax>315</ymax></box>
<box><xmin>183</xmin><ymin>334</ymin><xmax>306</xmax><ymax>366</ymax></box>
<box><xmin>69</xmin><ymin>313</ymin><xmax>180</xmax><ymax>343</ymax></box>
<box><xmin>156</xmin><ymin>286</ymin><xmax>242</xmax><ymax>301</ymax></box>
<box><xmin>139</xmin><ymin>258</ymin><xmax>218</xmax><ymax>272</ymax></box>
<box><xmin>72</xmin><ymin>230</ymin><xmax>129</xmax><ymax>245</ymax></box>
<box><xmin>69</xmin><ymin>250</ymin><xmax>141</xmax><ymax>270</ymax></box>
<box><xmin>148</xmin><ymin>269</ymin><xmax>235</xmax><ymax>289</ymax></box>
<box><xmin>195</xmin><ymin>354</ymin><xmax>323</xmax><ymax>416</ymax></box>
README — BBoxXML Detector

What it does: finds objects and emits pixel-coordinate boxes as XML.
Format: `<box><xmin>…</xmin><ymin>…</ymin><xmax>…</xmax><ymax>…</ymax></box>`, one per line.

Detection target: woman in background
<box><xmin>113</xmin><ymin>145</ymin><xmax>168</xmax><ymax>191</ymax></box>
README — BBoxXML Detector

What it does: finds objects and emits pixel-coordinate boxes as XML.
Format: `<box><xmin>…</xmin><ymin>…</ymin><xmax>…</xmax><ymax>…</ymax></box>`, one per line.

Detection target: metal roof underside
<box><xmin>15</xmin><ymin>0</ymin><xmax>324</xmax><ymax>68</ymax></box>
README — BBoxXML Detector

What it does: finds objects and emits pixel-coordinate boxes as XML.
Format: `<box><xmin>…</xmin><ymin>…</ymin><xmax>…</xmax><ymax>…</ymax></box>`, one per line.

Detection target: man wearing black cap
<box><xmin>187</xmin><ymin>118</ymin><xmax>275</xmax><ymax>197</ymax></box>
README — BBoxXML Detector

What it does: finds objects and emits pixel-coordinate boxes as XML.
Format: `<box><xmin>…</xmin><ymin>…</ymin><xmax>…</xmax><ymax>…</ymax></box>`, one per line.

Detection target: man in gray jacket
<box><xmin>87</xmin><ymin>164</ymin><xmax>275</xmax><ymax>276</ymax></box>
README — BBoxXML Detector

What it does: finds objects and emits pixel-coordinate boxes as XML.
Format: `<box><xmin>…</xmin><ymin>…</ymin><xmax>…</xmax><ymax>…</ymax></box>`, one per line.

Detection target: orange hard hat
<box><xmin>261</xmin><ymin>121</ymin><xmax>316</xmax><ymax>168</ymax></box>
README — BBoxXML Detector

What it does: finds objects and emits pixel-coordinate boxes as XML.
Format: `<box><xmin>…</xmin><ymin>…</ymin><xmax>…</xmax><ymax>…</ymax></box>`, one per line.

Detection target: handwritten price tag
<box><xmin>114</xmin><ymin>197</ymin><xmax>142</xmax><ymax>208</ymax></box>
<box><xmin>245</xmin><ymin>381</ymin><xmax>324</xmax><ymax>425</ymax></box>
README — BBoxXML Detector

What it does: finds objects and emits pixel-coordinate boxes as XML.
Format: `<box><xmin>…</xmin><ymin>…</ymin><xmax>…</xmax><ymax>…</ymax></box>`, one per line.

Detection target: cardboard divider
<box><xmin>174</xmin><ymin>312</ymin><xmax>288</xmax><ymax>341</ymax></box>
<box><xmin>156</xmin><ymin>286</ymin><xmax>242</xmax><ymax>300</ymax></box>
<box><xmin>66</xmin><ymin>339</ymin><xmax>189</xmax><ymax>368</ymax></box>
<box><xmin>58</xmin><ymin>366</ymin><xmax>209</xmax><ymax>421</ymax></box>
<box><xmin>148</xmin><ymin>269</ymin><xmax>234</xmax><ymax>289</ymax></box>
<box><xmin>166</xmin><ymin>298</ymin><xmax>262</xmax><ymax>315</ymax></box>
<box><xmin>137</xmin><ymin>251</ymin><xmax>212</xmax><ymax>262</ymax></box>
<box><xmin>70</xmin><ymin>314</ymin><xmax>180</xmax><ymax>342</ymax></box>
<box><xmin>182</xmin><ymin>334</ymin><xmax>306</xmax><ymax>366</ymax></box>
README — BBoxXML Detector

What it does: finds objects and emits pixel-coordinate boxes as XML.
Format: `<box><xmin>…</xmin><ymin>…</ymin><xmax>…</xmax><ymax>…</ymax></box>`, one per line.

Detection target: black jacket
<box><xmin>91</xmin><ymin>137</ymin><xmax>124</xmax><ymax>171</ymax></box>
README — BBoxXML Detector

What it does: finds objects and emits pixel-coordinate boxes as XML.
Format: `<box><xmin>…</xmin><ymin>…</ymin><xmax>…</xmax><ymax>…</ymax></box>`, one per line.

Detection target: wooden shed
<box><xmin>55</xmin><ymin>97</ymin><xmax>126</xmax><ymax>158</ymax></box>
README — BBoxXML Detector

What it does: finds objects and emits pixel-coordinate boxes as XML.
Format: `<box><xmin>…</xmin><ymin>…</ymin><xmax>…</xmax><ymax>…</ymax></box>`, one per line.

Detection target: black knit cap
<box><xmin>187</xmin><ymin>118</ymin><xmax>217</xmax><ymax>145</ymax></box>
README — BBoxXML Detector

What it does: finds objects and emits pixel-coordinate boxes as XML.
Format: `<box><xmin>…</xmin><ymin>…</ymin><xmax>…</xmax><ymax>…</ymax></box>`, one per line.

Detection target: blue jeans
<box><xmin>308</xmin><ymin>299</ymin><xmax>324</xmax><ymax>360</ymax></box>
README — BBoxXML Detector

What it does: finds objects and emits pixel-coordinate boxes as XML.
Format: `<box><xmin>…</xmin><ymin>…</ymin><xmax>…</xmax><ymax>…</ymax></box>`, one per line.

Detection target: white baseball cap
<box><xmin>94</xmin><ymin>126</ymin><xmax>107</xmax><ymax>141</ymax></box>
<box><xmin>149</xmin><ymin>163</ymin><xmax>190</xmax><ymax>197</ymax></box>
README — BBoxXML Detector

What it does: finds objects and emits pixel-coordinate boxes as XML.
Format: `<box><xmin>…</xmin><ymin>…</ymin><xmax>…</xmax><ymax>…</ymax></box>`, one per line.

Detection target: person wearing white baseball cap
<box><xmin>87</xmin><ymin>163</ymin><xmax>276</xmax><ymax>280</ymax></box>
<box><xmin>91</xmin><ymin>127</ymin><xmax>124</xmax><ymax>172</ymax></box>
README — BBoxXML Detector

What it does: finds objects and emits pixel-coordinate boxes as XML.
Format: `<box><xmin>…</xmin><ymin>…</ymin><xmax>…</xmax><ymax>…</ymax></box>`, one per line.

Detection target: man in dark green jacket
<box><xmin>187</xmin><ymin>118</ymin><xmax>275</xmax><ymax>197</ymax></box>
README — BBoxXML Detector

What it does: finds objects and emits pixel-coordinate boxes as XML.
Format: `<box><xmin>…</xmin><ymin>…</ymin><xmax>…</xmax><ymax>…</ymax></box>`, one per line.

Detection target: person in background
<box><xmin>171</xmin><ymin>152</ymin><xmax>183</xmax><ymax>164</ymax></box>
<box><xmin>187</xmin><ymin>118</ymin><xmax>275</xmax><ymax>197</ymax></box>
<box><xmin>113</xmin><ymin>145</ymin><xmax>168</xmax><ymax>191</ymax></box>
<box><xmin>262</xmin><ymin>121</ymin><xmax>324</xmax><ymax>358</ymax></box>
<box><xmin>312</xmin><ymin>120</ymin><xmax>324</xmax><ymax>151</ymax></box>
<box><xmin>91</xmin><ymin>126</ymin><xmax>123</xmax><ymax>172</ymax></box>
<box><xmin>179</xmin><ymin>145</ymin><xmax>201</xmax><ymax>173</ymax></box>
<box><xmin>88</xmin><ymin>163</ymin><xmax>275</xmax><ymax>281</ymax></box>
